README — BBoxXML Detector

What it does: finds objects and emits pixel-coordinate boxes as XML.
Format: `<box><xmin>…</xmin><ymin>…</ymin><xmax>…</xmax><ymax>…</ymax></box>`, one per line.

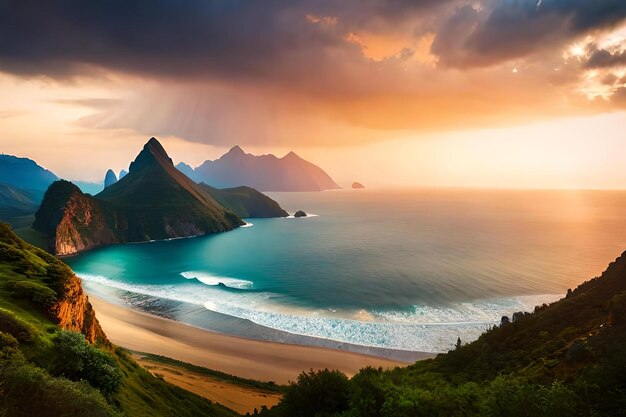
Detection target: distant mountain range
<box><xmin>177</xmin><ymin>145</ymin><xmax>341</xmax><ymax>192</ymax></box>
<box><xmin>0</xmin><ymin>154</ymin><xmax>58</xmax><ymax>191</ymax></box>
<box><xmin>0</xmin><ymin>155</ymin><xmax>58</xmax><ymax>226</ymax></box>
<box><xmin>32</xmin><ymin>138</ymin><xmax>287</xmax><ymax>255</ymax></box>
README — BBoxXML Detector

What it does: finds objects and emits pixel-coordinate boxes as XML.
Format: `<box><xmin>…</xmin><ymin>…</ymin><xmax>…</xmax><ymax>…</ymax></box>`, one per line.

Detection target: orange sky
<box><xmin>0</xmin><ymin>1</ymin><xmax>625</xmax><ymax>189</ymax></box>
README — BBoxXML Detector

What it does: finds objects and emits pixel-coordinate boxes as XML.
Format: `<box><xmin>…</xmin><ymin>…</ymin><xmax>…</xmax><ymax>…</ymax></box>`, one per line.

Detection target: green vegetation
<box><xmin>0</xmin><ymin>222</ymin><xmax>238</xmax><ymax>416</ymax></box>
<box><xmin>265</xmin><ymin>252</ymin><xmax>626</xmax><ymax>417</ymax></box>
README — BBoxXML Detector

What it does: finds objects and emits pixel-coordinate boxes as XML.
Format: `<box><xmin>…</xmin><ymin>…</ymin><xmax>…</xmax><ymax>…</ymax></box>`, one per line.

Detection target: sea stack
<box><xmin>294</xmin><ymin>210</ymin><xmax>307</xmax><ymax>217</ymax></box>
<box><xmin>352</xmin><ymin>182</ymin><xmax>365</xmax><ymax>189</ymax></box>
<box><xmin>104</xmin><ymin>169</ymin><xmax>118</xmax><ymax>188</ymax></box>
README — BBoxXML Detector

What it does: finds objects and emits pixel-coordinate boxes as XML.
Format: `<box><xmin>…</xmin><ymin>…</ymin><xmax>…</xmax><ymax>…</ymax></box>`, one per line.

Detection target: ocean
<box><xmin>65</xmin><ymin>188</ymin><xmax>626</xmax><ymax>355</ymax></box>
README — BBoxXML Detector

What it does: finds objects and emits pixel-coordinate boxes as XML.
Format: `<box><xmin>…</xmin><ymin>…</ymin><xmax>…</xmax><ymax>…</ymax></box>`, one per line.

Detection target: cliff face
<box><xmin>52</xmin><ymin>272</ymin><xmax>107</xmax><ymax>344</ymax></box>
<box><xmin>33</xmin><ymin>180</ymin><xmax>120</xmax><ymax>255</ymax></box>
<box><xmin>0</xmin><ymin>222</ymin><xmax>107</xmax><ymax>344</ymax></box>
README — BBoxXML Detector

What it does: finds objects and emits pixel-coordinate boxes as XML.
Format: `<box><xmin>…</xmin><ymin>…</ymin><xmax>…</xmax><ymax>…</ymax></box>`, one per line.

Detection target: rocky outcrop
<box><xmin>33</xmin><ymin>180</ymin><xmax>120</xmax><ymax>255</ymax></box>
<box><xmin>352</xmin><ymin>182</ymin><xmax>365</xmax><ymax>189</ymax></box>
<box><xmin>104</xmin><ymin>169</ymin><xmax>118</xmax><ymax>188</ymax></box>
<box><xmin>294</xmin><ymin>210</ymin><xmax>307</xmax><ymax>217</ymax></box>
<box><xmin>52</xmin><ymin>272</ymin><xmax>107</xmax><ymax>344</ymax></box>
<box><xmin>119</xmin><ymin>169</ymin><xmax>128</xmax><ymax>179</ymax></box>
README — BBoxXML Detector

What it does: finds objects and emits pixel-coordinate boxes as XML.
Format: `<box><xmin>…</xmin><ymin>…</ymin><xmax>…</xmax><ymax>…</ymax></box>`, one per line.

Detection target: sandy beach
<box><xmin>134</xmin><ymin>354</ymin><xmax>283</xmax><ymax>414</ymax></box>
<box><xmin>89</xmin><ymin>296</ymin><xmax>432</xmax><ymax>384</ymax></box>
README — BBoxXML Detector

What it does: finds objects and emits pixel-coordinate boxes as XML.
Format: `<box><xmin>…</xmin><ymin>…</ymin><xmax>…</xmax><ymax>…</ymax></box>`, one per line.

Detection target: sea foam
<box><xmin>180</xmin><ymin>271</ymin><xmax>253</xmax><ymax>289</ymax></box>
<box><xmin>76</xmin><ymin>272</ymin><xmax>561</xmax><ymax>352</ymax></box>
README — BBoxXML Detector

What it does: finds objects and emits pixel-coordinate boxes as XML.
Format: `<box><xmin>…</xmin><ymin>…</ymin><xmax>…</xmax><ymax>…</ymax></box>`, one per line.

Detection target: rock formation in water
<box><xmin>294</xmin><ymin>210</ymin><xmax>307</xmax><ymax>217</ymax></box>
<box><xmin>178</xmin><ymin>146</ymin><xmax>341</xmax><ymax>191</ymax></box>
<box><xmin>352</xmin><ymin>182</ymin><xmax>365</xmax><ymax>189</ymax></box>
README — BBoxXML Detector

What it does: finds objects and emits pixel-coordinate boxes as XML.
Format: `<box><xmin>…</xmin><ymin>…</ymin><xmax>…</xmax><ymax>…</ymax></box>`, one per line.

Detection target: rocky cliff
<box><xmin>33</xmin><ymin>180</ymin><xmax>120</xmax><ymax>255</ymax></box>
<box><xmin>52</xmin><ymin>269</ymin><xmax>107</xmax><ymax>344</ymax></box>
<box><xmin>0</xmin><ymin>222</ymin><xmax>106</xmax><ymax>343</ymax></box>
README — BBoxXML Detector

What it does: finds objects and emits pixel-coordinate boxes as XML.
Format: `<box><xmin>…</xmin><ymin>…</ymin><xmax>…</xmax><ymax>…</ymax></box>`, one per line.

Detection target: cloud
<box><xmin>0</xmin><ymin>0</ymin><xmax>625</xmax><ymax>147</ymax></box>
<box><xmin>433</xmin><ymin>0</ymin><xmax>626</xmax><ymax>68</ymax></box>
<box><xmin>585</xmin><ymin>48</ymin><xmax>626</xmax><ymax>68</ymax></box>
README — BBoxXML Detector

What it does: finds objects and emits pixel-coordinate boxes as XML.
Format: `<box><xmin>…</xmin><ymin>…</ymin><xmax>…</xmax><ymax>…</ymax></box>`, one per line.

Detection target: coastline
<box><xmin>89</xmin><ymin>295</ymin><xmax>434</xmax><ymax>384</ymax></box>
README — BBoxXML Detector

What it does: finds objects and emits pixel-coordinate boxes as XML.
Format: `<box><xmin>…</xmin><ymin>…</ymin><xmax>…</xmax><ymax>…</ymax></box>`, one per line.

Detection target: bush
<box><xmin>279</xmin><ymin>369</ymin><xmax>350</xmax><ymax>417</ymax></box>
<box><xmin>12</xmin><ymin>280</ymin><xmax>58</xmax><ymax>308</ymax></box>
<box><xmin>0</xmin><ymin>351</ymin><xmax>120</xmax><ymax>417</ymax></box>
<box><xmin>49</xmin><ymin>330</ymin><xmax>122</xmax><ymax>396</ymax></box>
<box><xmin>348</xmin><ymin>367</ymin><xmax>389</xmax><ymax>417</ymax></box>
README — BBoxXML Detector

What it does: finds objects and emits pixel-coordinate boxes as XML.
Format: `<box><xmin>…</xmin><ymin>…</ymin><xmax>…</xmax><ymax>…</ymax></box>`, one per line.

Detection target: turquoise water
<box><xmin>66</xmin><ymin>189</ymin><xmax>626</xmax><ymax>352</ymax></box>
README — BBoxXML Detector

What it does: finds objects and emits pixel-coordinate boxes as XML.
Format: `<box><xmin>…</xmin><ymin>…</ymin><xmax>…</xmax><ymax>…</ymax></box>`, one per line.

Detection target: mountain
<box><xmin>119</xmin><ymin>169</ymin><xmax>128</xmax><ymax>179</ymax></box>
<box><xmin>180</xmin><ymin>146</ymin><xmax>341</xmax><ymax>192</ymax></box>
<box><xmin>199</xmin><ymin>184</ymin><xmax>289</xmax><ymax>218</ymax></box>
<box><xmin>33</xmin><ymin>180</ymin><xmax>120</xmax><ymax>255</ymax></box>
<box><xmin>96</xmin><ymin>138</ymin><xmax>243</xmax><ymax>240</ymax></box>
<box><xmin>34</xmin><ymin>138</ymin><xmax>244</xmax><ymax>255</ymax></box>
<box><xmin>0</xmin><ymin>154</ymin><xmax>58</xmax><ymax>191</ymax></box>
<box><xmin>72</xmin><ymin>180</ymin><xmax>103</xmax><ymax>195</ymax></box>
<box><xmin>266</xmin><ymin>253</ymin><xmax>626</xmax><ymax>416</ymax></box>
<box><xmin>175</xmin><ymin>162</ymin><xmax>195</xmax><ymax>178</ymax></box>
<box><xmin>103</xmin><ymin>169</ymin><xmax>118</xmax><ymax>188</ymax></box>
<box><xmin>0</xmin><ymin>223</ymin><xmax>237</xmax><ymax>417</ymax></box>
<box><xmin>0</xmin><ymin>183</ymin><xmax>43</xmax><ymax>228</ymax></box>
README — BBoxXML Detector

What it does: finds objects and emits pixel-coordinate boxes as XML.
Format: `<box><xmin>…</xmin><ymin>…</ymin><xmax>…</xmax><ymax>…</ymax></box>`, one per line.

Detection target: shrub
<box><xmin>0</xmin><ymin>352</ymin><xmax>120</xmax><ymax>417</ymax></box>
<box><xmin>50</xmin><ymin>330</ymin><xmax>122</xmax><ymax>396</ymax></box>
<box><xmin>280</xmin><ymin>369</ymin><xmax>350</xmax><ymax>417</ymax></box>
<box><xmin>12</xmin><ymin>280</ymin><xmax>58</xmax><ymax>308</ymax></box>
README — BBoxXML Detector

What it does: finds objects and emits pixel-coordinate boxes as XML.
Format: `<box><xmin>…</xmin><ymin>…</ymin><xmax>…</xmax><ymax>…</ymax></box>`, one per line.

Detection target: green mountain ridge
<box><xmin>31</xmin><ymin>138</ymin><xmax>287</xmax><ymax>255</ymax></box>
<box><xmin>199</xmin><ymin>184</ymin><xmax>289</xmax><ymax>218</ymax></box>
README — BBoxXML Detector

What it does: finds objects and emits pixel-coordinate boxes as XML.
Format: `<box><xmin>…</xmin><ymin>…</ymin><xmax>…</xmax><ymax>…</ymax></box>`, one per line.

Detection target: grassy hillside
<box><xmin>265</xmin><ymin>252</ymin><xmax>626</xmax><ymax>417</ymax></box>
<box><xmin>0</xmin><ymin>222</ymin><xmax>238</xmax><ymax>417</ymax></box>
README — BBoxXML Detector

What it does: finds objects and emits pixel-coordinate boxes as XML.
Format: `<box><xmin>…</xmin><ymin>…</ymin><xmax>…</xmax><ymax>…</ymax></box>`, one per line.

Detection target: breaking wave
<box><xmin>77</xmin><ymin>272</ymin><xmax>561</xmax><ymax>352</ymax></box>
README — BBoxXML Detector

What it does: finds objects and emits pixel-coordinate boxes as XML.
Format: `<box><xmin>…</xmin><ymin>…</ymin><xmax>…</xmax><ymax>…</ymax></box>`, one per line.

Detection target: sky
<box><xmin>0</xmin><ymin>0</ymin><xmax>626</xmax><ymax>188</ymax></box>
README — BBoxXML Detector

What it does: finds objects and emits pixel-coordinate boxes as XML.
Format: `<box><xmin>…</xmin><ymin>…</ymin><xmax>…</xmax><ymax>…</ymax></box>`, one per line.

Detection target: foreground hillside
<box><xmin>0</xmin><ymin>222</ymin><xmax>237</xmax><ymax>416</ymax></box>
<box><xmin>266</xmin><ymin>252</ymin><xmax>626</xmax><ymax>416</ymax></box>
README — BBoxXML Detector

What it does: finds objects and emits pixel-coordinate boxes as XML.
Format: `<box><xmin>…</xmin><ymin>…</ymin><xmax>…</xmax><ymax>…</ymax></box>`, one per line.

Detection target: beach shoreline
<box><xmin>88</xmin><ymin>295</ymin><xmax>434</xmax><ymax>384</ymax></box>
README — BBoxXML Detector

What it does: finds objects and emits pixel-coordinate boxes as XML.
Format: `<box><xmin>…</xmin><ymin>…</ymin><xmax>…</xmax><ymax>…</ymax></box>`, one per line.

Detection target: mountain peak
<box><xmin>129</xmin><ymin>137</ymin><xmax>173</xmax><ymax>173</ymax></box>
<box><xmin>104</xmin><ymin>169</ymin><xmax>118</xmax><ymax>188</ymax></box>
<box><xmin>226</xmin><ymin>145</ymin><xmax>245</xmax><ymax>156</ymax></box>
<box><xmin>144</xmin><ymin>137</ymin><xmax>169</xmax><ymax>156</ymax></box>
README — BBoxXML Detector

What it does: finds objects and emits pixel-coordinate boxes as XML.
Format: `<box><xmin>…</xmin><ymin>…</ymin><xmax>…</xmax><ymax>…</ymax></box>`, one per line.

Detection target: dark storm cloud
<box><xmin>585</xmin><ymin>48</ymin><xmax>626</xmax><ymax>69</ymax></box>
<box><xmin>0</xmin><ymin>0</ymin><xmax>454</xmax><ymax>81</ymax></box>
<box><xmin>433</xmin><ymin>0</ymin><xmax>626</xmax><ymax>67</ymax></box>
